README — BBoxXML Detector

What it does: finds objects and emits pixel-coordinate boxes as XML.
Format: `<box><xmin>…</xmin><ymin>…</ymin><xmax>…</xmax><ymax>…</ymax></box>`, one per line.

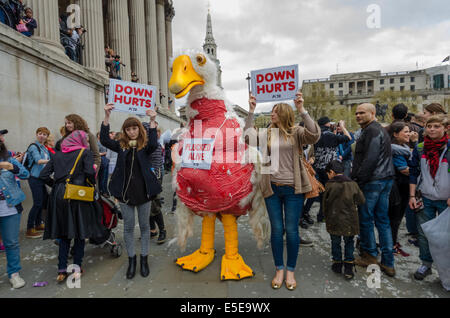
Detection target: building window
<box><xmin>339</xmin><ymin>90</ymin><xmax>343</xmax><ymax>96</ymax></box>
<box><xmin>380</xmin><ymin>79</ymin><xmax>385</xmax><ymax>85</ymax></box>
<box><xmin>390</xmin><ymin>87</ymin><xmax>395</xmax><ymax>91</ymax></box>
<box><xmin>390</xmin><ymin>78</ymin><xmax>395</xmax><ymax>84</ymax></box>
<box><xmin>410</xmin><ymin>77</ymin><xmax>415</xmax><ymax>82</ymax></box>
<box><xmin>400</xmin><ymin>77</ymin><xmax>405</xmax><ymax>83</ymax></box>
<box><xmin>380</xmin><ymin>87</ymin><xmax>385</xmax><ymax>91</ymax></box>
<box><xmin>433</xmin><ymin>74</ymin><xmax>444</xmax><ymax>89</ymax></box>
<box><xmin>400</xmin><ymin>86</ymin><xmax>405</xmax><ymax>91</ymax></box>
<box><xmin>410</xmin><ymin>85</ymin><xmax>415</xmax><ymax>91</ymax></box>
<box><xmin>330</xmin><ymin>83</ymin><xmax>334</xmax><ymax>89</ymax></box>
<box><xmin>339</xmin><ymin>82</ymin><xmax>343</xmax><ymax>88</ymax></box>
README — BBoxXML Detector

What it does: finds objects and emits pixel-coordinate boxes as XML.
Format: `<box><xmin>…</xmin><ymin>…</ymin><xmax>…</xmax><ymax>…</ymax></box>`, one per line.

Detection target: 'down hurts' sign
<box><xmin>108</xmin><ymin>79</ymin><xmax>157</xmax><ymax>116</ymax></box>
<box><xmin>251</xmin><ymin>64</ymin><xmax>299</xmax><ymax>103</ymax></box>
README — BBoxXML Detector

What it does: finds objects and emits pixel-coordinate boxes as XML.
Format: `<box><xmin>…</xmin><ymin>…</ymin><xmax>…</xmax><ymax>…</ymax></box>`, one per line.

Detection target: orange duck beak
<box><xmin>169</xmin><ymin>55</ymin><xmax>205</xmax><ymax>99</ymax></box>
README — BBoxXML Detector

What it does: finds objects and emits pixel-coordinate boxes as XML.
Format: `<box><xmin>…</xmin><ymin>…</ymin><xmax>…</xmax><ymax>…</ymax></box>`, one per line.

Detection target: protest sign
<box><xmin>251</xmin><ymin>64</ymin><xmax>299</xmax><ymax>103</ymax></box>
<box><xmin>108</xmin><ymin>79</ymin><xmax>157</xmax><ymax>116</ymax></box>
<box><xmin>181</xmin><ymin>138</ymin><xmax>215</xmax><ymax>170</ymax></box>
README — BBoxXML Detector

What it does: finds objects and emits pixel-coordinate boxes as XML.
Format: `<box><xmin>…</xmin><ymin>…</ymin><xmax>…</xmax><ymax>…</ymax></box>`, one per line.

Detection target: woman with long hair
<box><xmin>56</xmin><ymin>114</ymin><xmax>101</xmax><ymax>169</ymax></box>
<box><xmin>40</xmin><ymin>130</ymin><xmax>105</xmax><ymax>283</ymax></box>
<box><xmin>388</xmin><ymin>122</ymin><xmax>412</xmax><ymax>257</ymax></box>
<box><xmin>100</xmin><ymin>104</ymin><xmax>162</xmax><ymax>280</ymax></box>
<box><xmin>245</xmin><ymin>91</ymin><xmax>320</xmax><ymax>290</ymax></box>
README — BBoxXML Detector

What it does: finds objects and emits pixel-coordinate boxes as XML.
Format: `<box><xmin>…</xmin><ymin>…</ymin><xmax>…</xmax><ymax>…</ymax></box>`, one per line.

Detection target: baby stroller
<box><xmin>88</xmin><ymin>195</ymin><xmax>123</xmax><ymax>258</ymax></box>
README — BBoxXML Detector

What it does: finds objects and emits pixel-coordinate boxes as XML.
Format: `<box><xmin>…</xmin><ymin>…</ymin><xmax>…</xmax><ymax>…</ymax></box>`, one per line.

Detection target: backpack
<box><xmin>22</xmin><ymin>143</ymin><xmax>41</xmax><ymax>171</ymax></box>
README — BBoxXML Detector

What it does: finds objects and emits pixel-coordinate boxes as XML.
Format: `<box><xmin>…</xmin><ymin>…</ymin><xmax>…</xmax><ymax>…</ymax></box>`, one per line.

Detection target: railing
<box><xmin>60</xmin><ymin>29</ymin><xmax>84</xmax><ymax>65</ymax></box>
<box><xmin>0</xmin><ymin>0</ymin><xmax>24</xmax><ymax>29</ymax></box>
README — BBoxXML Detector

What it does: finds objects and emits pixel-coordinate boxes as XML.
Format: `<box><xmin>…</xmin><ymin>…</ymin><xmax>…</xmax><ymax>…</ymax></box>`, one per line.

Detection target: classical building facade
<box><xmin>302</xmin><ymin>65</ymin><xmax>450</xmax><ymax>110</ymax></box>
<box><xmin>0</xmin><ymin>0</ymin><xmax>184</xmax><ymax>230</ymax></box>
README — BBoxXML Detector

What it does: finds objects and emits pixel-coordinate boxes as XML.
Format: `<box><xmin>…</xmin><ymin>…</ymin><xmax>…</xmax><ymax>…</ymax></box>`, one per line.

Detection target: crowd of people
<box><xmin>246</xmin><ymin>94</ymin><xmax>449</xmax><ymax>290</ymax></box>
<box><xmin>0</xmin><ymin>97</ymin><xmax>448</xmax><ymax>291</ymax></box>
<box><xmin>0</xmin><ymin>0</ymin><xmax>37</xmax><ymax>37</ymax></box>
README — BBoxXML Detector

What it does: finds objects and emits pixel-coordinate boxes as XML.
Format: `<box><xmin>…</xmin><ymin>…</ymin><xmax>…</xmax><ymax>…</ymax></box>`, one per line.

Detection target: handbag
<box><xmin>16</xmin><ymin>23</ymin><xmax>28</xmax><ymax>33</ymax></box>
<box><xmin>63</xmin><ymin>149</ymin><xmax>95</xmax><ymax>202</ymax></box>
<box><xmin>301</xmin><ymin>155</ymin><xmax>325</xmax><ymax>199</ymax></box>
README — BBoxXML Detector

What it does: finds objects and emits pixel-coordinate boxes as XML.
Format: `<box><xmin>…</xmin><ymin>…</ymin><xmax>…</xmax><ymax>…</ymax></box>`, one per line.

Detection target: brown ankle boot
<box><xmin>26</xmin><ymin>228</ymin><xmax>43</xmax><ymax>239</ymax></box>
<box><xmin>355</xmin><ymin>251</ymin><xmax>378</xmax><ymax>267</ymax></box>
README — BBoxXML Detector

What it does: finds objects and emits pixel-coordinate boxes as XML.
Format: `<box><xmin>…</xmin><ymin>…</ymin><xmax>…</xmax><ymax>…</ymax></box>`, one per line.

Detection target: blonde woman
<box><xmin>245</xmin><ymin>91</ymin><xmax>320</xmax><ymax>290</ymax></box>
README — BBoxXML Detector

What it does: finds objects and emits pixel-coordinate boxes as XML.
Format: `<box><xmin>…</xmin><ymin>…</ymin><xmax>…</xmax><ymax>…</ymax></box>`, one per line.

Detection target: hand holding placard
<box><xmin>250</xmin><ymin>65</ymin><xmax>299</xmax><ymax>103</ymax></box>
<box><xmin>294</xmin><ymin>90</ymin><xmax>305</xmax><ymax>113</ymax></box>
<box><xmin>248</xmin><ymin>94</ymin><xmax>257</xmax><ymax>114</ymax></box>
<box><xmin>103</xmin><ymin>103</ymin><xmax>115</xmax><ymax>126</ymax></box>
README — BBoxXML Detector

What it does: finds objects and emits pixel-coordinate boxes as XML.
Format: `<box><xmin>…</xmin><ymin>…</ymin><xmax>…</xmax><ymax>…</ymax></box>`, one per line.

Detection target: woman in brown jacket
<box><xmin>246</xmin><ymin>91</ymin><xmax>320</xmax><ymax>291</ymax></box>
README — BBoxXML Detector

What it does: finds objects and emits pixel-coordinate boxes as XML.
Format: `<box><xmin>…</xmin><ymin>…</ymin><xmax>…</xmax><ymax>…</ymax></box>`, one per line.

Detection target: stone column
<box><xmin>165</xmin><ymin>1</ymin><xmax>175</xmax><ymax>112</ymax></box>
<box><xmin>156</xmin><ymin>0</ymin><xmax>168</xmax><ymax>109</ymax></box>
<box><xmin>76</xmin><ymin>0</ymin><xmax>108</xmax><ymax>77</ymax></box>
<box><xmin>27</xmin><ymin>0</ymin><xmax>64</xmax><ymax>53</ymax></box>
<box><xmin>107</xmin><ymin>0</ymin><xmax>131</xmax><ymax>81</ymax></box>
<box><xmin>129</xmin><ymin>0</ymin><xmax>148</xmax><ymax>84</ymax></box>
<box><xmin>144</xmin><ymin>0</ymin><xmax>160</xmax><ymax>100</ymax></box>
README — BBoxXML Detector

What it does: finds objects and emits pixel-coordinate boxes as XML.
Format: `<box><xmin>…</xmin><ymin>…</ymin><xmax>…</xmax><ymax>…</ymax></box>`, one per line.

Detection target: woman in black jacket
<box><xmin>100</xmin><ymin>104</ymin><xmax>162</xmax><ymax>280</ymax></box>
<box><xmin>39</xmin><ymin>130</ymin><xmax>105</xmax><ymax>283</ymax></box>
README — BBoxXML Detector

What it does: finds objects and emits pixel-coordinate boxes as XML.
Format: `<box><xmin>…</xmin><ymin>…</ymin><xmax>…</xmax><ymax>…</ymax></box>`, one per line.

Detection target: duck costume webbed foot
<box><xmin>176</xmin><ymin>214</ymin><xmax>216</xmax><ymax>272</ymax></box>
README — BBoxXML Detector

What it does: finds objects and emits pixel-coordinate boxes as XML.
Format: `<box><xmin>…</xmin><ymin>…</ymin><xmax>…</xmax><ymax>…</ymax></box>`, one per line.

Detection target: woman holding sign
<box><xmin>100</xmin><ymin>104</ymin><xmax>162</xmax><ymax>280</ymax></box>
<box><xmin>246</xmin><ymin>91</ymin><xmax>320</xmax><ymax>291</ymax></box>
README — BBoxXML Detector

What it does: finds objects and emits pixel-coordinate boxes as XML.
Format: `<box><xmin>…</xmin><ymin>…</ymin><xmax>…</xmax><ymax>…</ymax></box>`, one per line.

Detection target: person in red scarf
<box><xmin>409</xmin><ymin>115</ymin><xmax>450</xmax><ymax>281</ymax></box>
<box><xmin>39</xmin><ymin>130</ymin><xmax>105</xmax><ymax>283</ymax></box>
<box><xmin>44</xmin><ymin>134</ymin><xmax>56</xmax><ymax>158</ymax></box>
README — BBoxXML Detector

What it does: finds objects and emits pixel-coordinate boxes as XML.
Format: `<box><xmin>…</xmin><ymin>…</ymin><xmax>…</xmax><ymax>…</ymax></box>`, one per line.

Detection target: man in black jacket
<box><xmin>352</xmin><ymin>103</ymin><xmax>396</xmax><ymax>277</ymax></box>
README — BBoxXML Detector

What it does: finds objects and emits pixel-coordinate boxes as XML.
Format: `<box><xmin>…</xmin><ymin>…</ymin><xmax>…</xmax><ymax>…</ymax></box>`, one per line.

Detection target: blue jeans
<box><xmin>0</xmin><ymin>213</ymin><xmax>22</xmax><ymax>278</ymax></box>
<box><xmin>99</xmin><ymin>156</ymin><xmax>110</xmax><ymax>194</ymax></box>
<box><xmin>27</xmin><ymin>177</ymin><xmax>47</xmax><ymax>230</ymax></box>
<box><xmin>264</xmin><ymin>184</ymin><xmax>304</xmax><ymax>272</ymax></box>
<box><xmin>58</xmin><ymin>238</ymin><xmax>85</xmax><ymax>272</ymax></box>
<box><xmin>331</xmin><ymin>235</ymin><xmax>355</xmax><ymax>262</ymax></box>
<box><xmin>416</xmin><ymin>197</ymin><xmax>447</xmax><ymax>266</ymax></box>
<box><xmin>359</xmin><ymin>179</ymin><xmax>394</xmax><ymax>268</ymax></box>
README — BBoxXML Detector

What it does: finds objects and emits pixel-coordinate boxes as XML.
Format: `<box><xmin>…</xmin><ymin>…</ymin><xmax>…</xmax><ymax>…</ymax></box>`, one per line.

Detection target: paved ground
<box><xmin>0</xmin><ymin>172</ymin><xmax>448</xmax><ymax>298</ymax></box>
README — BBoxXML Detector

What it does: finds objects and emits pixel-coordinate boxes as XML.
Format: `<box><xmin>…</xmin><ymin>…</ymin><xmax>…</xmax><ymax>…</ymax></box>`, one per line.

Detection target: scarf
<box><xmin>61</xmin><ymin>130</ymin><xmax>90</xmax><ymax>153</ymax></box>
<box><xmin>423</xmin><ymin>134</ymin><xmax>448</xmax><ymax>179</ymax></box>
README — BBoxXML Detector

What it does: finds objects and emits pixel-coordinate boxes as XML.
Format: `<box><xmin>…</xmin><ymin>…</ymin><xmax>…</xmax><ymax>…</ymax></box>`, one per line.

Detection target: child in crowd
<box><xmin>323</xmin><ymin>160</ymin><xmax>365</xmax><ymax>280</ymax></box>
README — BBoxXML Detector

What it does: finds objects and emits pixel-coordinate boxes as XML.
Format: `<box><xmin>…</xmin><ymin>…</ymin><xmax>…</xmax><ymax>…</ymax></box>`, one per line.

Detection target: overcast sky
<box><xmin>172</xmin><ymin>0</ymin><xmax>450</xmax><ymax>113</ymax></box>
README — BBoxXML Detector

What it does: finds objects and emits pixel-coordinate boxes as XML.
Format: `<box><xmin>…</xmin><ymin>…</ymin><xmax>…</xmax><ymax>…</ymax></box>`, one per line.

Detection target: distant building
<box><xmin>302</xmin><ymin>65</ymin><xmax>450</xmax><ymax>109</ymax></box>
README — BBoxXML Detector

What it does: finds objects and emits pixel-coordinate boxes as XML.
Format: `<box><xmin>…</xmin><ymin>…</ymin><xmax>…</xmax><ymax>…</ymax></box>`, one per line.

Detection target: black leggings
<box><xmin>388</xmin><ymin>181</ymin><xmax>409</xmax><ymax>244</ymax></box>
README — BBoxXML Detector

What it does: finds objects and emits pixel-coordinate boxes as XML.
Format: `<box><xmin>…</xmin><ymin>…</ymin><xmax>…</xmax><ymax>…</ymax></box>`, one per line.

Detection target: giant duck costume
<box><xmin>168</xmin><ymin>50</ymin><xmax>269</xmax><ymax>281</ymax></box>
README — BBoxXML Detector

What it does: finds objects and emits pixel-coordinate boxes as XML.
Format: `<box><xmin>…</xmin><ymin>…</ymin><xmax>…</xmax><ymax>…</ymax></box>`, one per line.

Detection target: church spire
<box><xmin>203</xmin><ymin>7</ymin><xmax>217</xmax><ymax>58</ymax></box>
<box><xmin>203</xmin><ymin>6</ymin><xmax>222</xmax><ymax>88</ymax></box>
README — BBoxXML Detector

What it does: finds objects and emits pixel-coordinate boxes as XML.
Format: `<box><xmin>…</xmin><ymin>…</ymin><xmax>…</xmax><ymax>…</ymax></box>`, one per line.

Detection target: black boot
<box><xmin>126</xmin><ymin>255</ymin><xmax>137</xmax><ymax>279</ymax></box>
<box><xmin>157</xmin><ymin>230</ymin><xmax>167</xmax><ymax>245</ymax></box>
<box><xmin>303</xmin><ymin>213</ymin><xmax>314</xmax><ymax>225</ymax></box>
<box><xmin>331</xmin><ymin>261</ymin><xmax>343</xmax><ymax>274</ymax></box>
<box><xmin>140</xmin><ymin>255</ymin><xmax>150</xmax><ymax>278</ymax></box>
<box><xmin>344</xmin><ymin>262</ymin><xmax>355</xmax><ymax>280</ymax></box>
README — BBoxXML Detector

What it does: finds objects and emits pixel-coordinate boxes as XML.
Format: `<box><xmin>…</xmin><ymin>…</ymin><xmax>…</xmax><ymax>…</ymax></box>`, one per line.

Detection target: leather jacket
<box><xmin>352</xmin><ymin>121</ymin><xmax>395</xmax><ymax>186</ymax></box>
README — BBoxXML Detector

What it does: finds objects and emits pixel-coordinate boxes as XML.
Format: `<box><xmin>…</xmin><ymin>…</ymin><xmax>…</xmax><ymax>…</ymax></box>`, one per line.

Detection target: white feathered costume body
<box><xmin>168</xmin><ymin>50</ymin><xmax>269</xmax><ymax>281</ymax></box>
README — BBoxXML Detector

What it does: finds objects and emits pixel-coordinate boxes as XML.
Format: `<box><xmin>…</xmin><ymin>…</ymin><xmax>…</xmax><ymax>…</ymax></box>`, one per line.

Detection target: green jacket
<box><xmin>323</xmin><ymin>175</ymin><xmax>365</xmax><ymax>237</ymax></box>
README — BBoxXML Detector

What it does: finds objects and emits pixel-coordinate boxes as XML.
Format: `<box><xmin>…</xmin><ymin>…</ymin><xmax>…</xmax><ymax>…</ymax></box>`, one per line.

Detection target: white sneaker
<box><xmin>9</xmin><ymin>273</ymin><xmax>26</xmax><ymax>289</ymax></box>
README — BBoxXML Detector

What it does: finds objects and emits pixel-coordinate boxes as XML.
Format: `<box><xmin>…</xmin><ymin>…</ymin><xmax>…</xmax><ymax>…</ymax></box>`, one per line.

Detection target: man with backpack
<box><xmin>23</xmin><ymin>128</ymin><xmax>50</xmax><ymax>239</ymax></box>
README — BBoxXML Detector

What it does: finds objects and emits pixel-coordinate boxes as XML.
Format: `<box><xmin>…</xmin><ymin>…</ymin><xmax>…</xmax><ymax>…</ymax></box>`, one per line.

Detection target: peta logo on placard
<box><xmin>251</xmin><ymin>65</ymin><xmax>299</xmax><ymax>103</ymax></box>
